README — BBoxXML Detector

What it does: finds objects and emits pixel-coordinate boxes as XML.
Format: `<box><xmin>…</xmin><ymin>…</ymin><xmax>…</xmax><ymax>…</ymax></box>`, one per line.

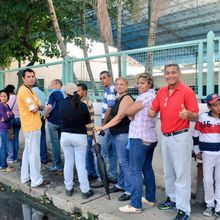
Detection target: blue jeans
<box><xmin>111</xmin><ymin>133</ymin><xmax>130</xmax><ymax>194</ymax></box>
<box><xmin>47</xmin><ymin>121</ymin><xmax>62</xmax><ymax>167</ymax></box>
<box><xmin>0</xmin><ymin>131</ymin><xmax>9</xmax><ymax>169</ymax></box>
<box><xmin>98</xmin><ymin>129</ymin><xmax>117</xmax><ymax>178</ymax></box>
<box><xmin>129</xmin><ymin>138</ymin><xmax>157</xmax><ymax>209</ymax></box>
<box><xmin>86</xmin><ymin>136</ymin><xmax>97</xmax><ymax>177</ymax></box>
<box><xmin>7</xmin><ymin>117</ymin><xmax>21</xmax><ymax>161</ymax></box>
<box><xmin>40</xmin><ymin>118</ymin><xmax>47</xmax><ymax>162</ymax></box>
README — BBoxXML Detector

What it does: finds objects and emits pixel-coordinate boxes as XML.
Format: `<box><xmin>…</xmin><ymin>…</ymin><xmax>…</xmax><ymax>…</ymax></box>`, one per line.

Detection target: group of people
<box><xmin>0</xmin><ymin>64</ymin><xmax>219</xmax><ymax>220</ymax></box>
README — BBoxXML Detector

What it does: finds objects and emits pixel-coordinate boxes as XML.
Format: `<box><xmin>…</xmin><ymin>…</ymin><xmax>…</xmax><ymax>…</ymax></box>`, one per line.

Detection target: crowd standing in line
<box><xmin>0</xmin><ymin>64</ymin><xmax>219</xmax><ymax>216</ymax></box>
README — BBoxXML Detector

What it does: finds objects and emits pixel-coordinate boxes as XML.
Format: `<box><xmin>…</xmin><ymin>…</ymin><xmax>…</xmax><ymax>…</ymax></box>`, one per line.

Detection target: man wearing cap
<box><xmin>58</xmin><ymin>83</ymin><xmax>94</xmax><ymax>199</ymax></box>
<box><xmin>193</xmin><ymin>93</ymin><xmax>220</xmax><ymax>217</ymax></box>
<box><xmin>148</xmin><ymin>63</ymin><xmax>199</xmax><ymax>220</ymax></box>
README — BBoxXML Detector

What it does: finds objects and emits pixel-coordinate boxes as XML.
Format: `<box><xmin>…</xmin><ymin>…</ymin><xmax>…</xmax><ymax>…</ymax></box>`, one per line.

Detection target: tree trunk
<box><xmin>82</xmin><ymin>0</ymin><xmax>99</xmax><ymax>96</ymax></box>
<box><xmin>117</xmin><ymin>0</ymin><xmax>123</xmax><ymax>76</ymax></box>
<box><xmin>47</xmin><ymin>0</ymin><xmax>67</xmax><ymax>58</ymax></box>
<box><xmin>47</xmin><ymin>0</ymin><xmax>77</xmax><ymax>83</ymax></box>
<box><xmin>96</xmin><ymin>0</ymin><xmax>114</xmax><ymax>77</ymax></box>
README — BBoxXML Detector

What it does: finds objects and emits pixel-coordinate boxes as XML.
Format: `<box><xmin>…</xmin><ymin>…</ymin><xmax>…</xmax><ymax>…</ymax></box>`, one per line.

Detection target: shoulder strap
<box><xmin>10</xmin><ymin>96</ymin><xmax>17</xmax><ymax>111</ymax></box>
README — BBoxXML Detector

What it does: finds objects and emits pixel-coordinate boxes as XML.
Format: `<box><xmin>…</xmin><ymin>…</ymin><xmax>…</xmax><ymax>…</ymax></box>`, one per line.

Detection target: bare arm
<box><xmin>97</xmin><ymin>96</ymin><xmax>134</xmax><ymax>130</ymax></box>
<box><xmin>44</xmin><ymin>104</ymin><xmax>52</xmax><ymax>118</ymax></box>
<box><xmin>126</xmin><ymin>101</ymin><xmax>144</xmax><ymax>117</ymax></box>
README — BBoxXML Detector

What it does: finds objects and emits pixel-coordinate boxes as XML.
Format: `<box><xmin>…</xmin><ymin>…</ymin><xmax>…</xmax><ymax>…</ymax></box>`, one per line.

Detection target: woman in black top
<box><xmin>94</xmin><ymin>77</ymin><xmax>134</xmax><ymax>201</ymax></box>
<box><xmin>59</xmin><ymin>83</ymin><xmax>94</xmax><ymax>199</ymax></box>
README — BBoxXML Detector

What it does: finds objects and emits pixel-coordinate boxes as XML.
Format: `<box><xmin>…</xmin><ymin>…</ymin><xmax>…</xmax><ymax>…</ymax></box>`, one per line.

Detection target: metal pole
<box><xmin>197</xmin><ymin>42</ymin><xmax>203</xmax><ymax>99</ymax></box>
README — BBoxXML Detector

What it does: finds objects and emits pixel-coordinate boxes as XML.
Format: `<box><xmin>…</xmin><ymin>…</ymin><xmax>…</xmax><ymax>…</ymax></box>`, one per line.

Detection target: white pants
<box><xmin>61</xmin><ymin>132</ymin><xmax>90</xmax><ymax>193</ymax></box>
<box><xmin>161</xmin><ymin>132</ymin><xmax>192</xmax><ymax>214</ymax></box>
<box><xmin>21</xmin><ymin>130</ymin><xmax>43</xmax><ymax>187</ymax></box>
<box><xmin>203</xmin><ymin>153</ymin><xmax>220</xmax><ymax>212</ymax></box>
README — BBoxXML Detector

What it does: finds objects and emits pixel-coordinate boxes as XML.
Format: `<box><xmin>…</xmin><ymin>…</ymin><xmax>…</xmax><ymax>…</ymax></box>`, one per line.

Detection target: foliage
<box><xmin>0</xmin><ymin>0</ymin><xmax>98</xmax><ymax>68</ymax></box>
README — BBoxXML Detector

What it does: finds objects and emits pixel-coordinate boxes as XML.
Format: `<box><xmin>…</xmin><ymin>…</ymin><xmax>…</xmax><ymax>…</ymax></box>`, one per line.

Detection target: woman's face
<box><xmin>115</xmin><ymin>79</ymin><xmax>128</xmax><ymax>94</ymax></box>
<box><xmin>137</xmin><ymin>77</ymin><xmax>150</xmax><ymax>94</ymax></box>
<box><xmin>0</xmin><ymin>92</ymin><xmax>8</xmax><ymax>103</ymax></box>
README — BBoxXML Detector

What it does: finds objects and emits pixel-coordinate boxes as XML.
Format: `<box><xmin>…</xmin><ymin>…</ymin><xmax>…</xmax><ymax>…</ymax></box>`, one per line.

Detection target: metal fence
<box><xmin>1</xmin><ymin>31</ymin><xmax>219</xmax><ymax>101</ymax></box>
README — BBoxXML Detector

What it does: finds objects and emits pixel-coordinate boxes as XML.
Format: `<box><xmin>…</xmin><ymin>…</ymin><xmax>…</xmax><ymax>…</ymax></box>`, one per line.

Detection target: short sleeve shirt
<box><xmin>152</xmin><ymin>81</ymin><xmax>199</xmax><ymax>133</ymax></box>
<box><xmin>101</xmin><ymin>85</ymin><xmax>117</xmax><ymax>121</ymax></box>
<box><xmin>17</xmin><ymin>85</ymin><xmax>42</xmax><ymax>132</ymax></box>
<box><xmin>47</xmin><ymin>90</ymin><xmax>64</xmax><ymax>125</ymax></box>
<box><xmin>129</xmin><ymin>89</ymin><xmax>157</xmax><ymax>142</ymax></box>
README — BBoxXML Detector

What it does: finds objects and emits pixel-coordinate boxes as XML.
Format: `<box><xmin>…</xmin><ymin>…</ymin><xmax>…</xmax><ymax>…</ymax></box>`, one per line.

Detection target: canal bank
<box><xmin>0</xmin><ymin>162</ymin><xmax>215</xmax><ymax>220</ymax></box>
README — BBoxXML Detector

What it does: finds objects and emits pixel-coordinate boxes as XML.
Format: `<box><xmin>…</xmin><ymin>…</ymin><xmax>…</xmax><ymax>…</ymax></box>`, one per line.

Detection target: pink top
<box><xmin>7</xmin><ymin>94</ymin><xmax>20</xmax><ymax>118</ymax></box>
<box><xmin>129</xmin><ymin>89</ymin><xmax>157</xmax><ymax>143</ymax></box>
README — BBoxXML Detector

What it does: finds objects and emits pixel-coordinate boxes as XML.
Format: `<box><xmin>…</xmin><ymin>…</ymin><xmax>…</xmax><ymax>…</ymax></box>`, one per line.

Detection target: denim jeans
<box><xmin>86</xmin><ymin>136</ymin><xmax>97</xmax><ymax>177</ymax></box>
<box><xmin>111</xmin><ymin>133</ymin><xmax>130</xmax><ymax>194</ymax></box>
<box><xmin>40</xmin><ymin>118</ymin><xmax>47</xmax><ymax>162</ymax></box>
<box><xmin>129</xmin><ymin>138</ymin><xmax>157</xmax><ymax>209</ymax></box>
<box><xmin>98</xmin><ymin>129</ymin><xmax>117</xmax><ymax>178</ymax></box>
<box><xmin>61</xmin><ymin>132</ymin><xmax>90</xmax><ymax>193</ymax></box>
<box><xmin>7</xmin><ymin>117</ymin><xmax>21</xmax><ymax>161</ymax></box>
<box><xmin>47</xmin><ymin>121</ymin><xmax>62</xmax><ymax>167</ymax></box>
<box><xmin>0</xmin><ymin>131</ymin><xmax>9</xmax><ymax>169</ymax></box>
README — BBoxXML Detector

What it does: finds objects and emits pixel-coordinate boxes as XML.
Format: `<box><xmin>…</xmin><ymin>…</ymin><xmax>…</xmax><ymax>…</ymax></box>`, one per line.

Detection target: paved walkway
<box><xmin>0</xmin><ymin>162</ymin><xmax>218</xmax><ymax>220</ymax></box>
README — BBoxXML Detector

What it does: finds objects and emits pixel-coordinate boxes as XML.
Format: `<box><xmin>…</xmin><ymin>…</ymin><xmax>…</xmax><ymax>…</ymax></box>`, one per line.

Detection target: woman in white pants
<box><xmin>59</xmin><ymin>83</ymin><xmax>94</xmax><ymax>199</ymax></box>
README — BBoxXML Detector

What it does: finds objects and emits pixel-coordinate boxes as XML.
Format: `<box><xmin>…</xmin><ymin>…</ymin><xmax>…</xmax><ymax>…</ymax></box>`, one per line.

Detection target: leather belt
<box><xmin>163</xmin><ymin>129</ymin><xmax>188</xmax><ymax>137</ymax></box>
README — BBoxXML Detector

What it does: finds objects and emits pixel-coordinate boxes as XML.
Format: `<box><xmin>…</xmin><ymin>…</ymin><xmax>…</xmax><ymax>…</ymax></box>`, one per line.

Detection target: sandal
<box><xmin>2</xmin><ymin>166</ymin><xmax>15</xmax><ymax>172</ymax></box>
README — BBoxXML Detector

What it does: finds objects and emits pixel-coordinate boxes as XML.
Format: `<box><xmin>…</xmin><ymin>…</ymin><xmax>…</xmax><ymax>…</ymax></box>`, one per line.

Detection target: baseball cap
<box><xmin>63</xmin><ymin>83</ymin><xmax>78</xmax><ymax>96</ymax></box>
<box><xmin>206</xmin><ymin>93</ymin><xmax>220</xmax><ymax>104</ymax></box>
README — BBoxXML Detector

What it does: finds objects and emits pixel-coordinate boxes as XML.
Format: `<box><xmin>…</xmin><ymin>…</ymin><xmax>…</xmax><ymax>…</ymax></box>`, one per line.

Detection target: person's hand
<box><xmin>148</xmin><ymin>106</ymin><xmax>156</xmax><ymax>118</ymax></box>
<box><xmin>38</xmin><ymin>105</ymin><xmax>43</xmax><ymax>111</ymax></box>
<box><xmin>179</xmin><ymin>104</ymin><xmax>189</xmax><ymax>119</ymax></box>
<box><xmin>93</xmin><ymin>127</ymin><xmax>103</xmax><ymax>132</ymax></box>
<box><xmin>196</xmin><ymin>152</ymin><xmax>202</xmax><ymax>161</ymax></box>
<box><xmin>32</xmin><ymin>106</ymin><xmax>39</xmax><ymax>113</ymax></box>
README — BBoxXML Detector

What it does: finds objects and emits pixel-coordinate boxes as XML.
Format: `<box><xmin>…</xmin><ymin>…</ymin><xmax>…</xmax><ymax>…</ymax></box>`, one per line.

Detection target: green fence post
<box><xmin>0</xmin><ymin>70</ymin><xmax>3</xmax><ymax>90</ymax></box>
<box><xmin>122</xmin><ymin>53</ymin><xmax>127</xmax><ymax>78</ymax></box>
<box><xmin>62</xmin><ymin>59</ymin><xmax>66</xmax><ymax>84</ymax></box>
<box><xmin>197</xmin><ymin>42</ymin><xmax>203</xmax><ymax>99</ymax></box>
<box><xmin>219</xmin><ymin>40</ymin><xmax>220</xmax><ymax>95</ymax></box>
<box><xmin>206</xmin><ymin>31</ymin><xmax>215</xmax><ymax>95</ymax></box>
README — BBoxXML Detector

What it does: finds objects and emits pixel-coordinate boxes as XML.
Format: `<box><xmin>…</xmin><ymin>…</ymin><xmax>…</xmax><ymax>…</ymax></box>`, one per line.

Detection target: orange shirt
<box><xmin>18</xmin><ymin>85</ymin><xmax>42</xmax><ymax>133</ymax></box>
<box><xmin>152</xmin><ymin>81</ymin><xmax>199</xmax><ymax>133</ymax></box>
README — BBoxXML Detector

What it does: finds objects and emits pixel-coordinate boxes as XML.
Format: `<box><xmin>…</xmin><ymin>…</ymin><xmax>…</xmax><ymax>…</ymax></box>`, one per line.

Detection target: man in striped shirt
<box><xmin>91</xmin><ymin>71</ymin><xmax>118</xmax><ymax>188</ymax></box>
<box><xmin>77</xmin><ymin>83</ymin><xmax>97</xmax><ymax>180</ymax></box>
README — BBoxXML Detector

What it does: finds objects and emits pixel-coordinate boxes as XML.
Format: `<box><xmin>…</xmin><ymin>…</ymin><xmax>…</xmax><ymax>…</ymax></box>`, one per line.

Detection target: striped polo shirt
<box><xmin>101</xmin><ymin>85</ymin><xmax>117</xmax><ymax>122</ymax></box>
<box><xmin>193</xmin><ymin>111</ymin><xmax>220</xmax><ymax>154</ymax></box>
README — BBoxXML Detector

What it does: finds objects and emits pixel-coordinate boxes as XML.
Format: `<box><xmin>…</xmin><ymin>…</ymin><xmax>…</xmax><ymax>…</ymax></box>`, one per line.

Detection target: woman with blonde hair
<box><xmin>94</xmin><ymin>77</ymin><xmax>134</xmax><ymax>201</ymax></box>
<box><xmin>119</xmin><ymin>73</ymin><xmax>158</xmax><ymax>213</ymax></box>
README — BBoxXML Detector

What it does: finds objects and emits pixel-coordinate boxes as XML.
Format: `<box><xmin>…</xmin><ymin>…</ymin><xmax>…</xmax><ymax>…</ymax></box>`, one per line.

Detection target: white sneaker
<box><xmin>203</xmin><ymin>207</ymin><xmax>214</xmax><ymax>217</ymax></box>
<box><xmin>142</xmin><ymin>197</ymin><xmax>155</xmax><ymax>207</ymax></box>
<box><xmin>119</xmin><ymin>205</ymin><xmax>142</xmax><ymax>214</ymax></box>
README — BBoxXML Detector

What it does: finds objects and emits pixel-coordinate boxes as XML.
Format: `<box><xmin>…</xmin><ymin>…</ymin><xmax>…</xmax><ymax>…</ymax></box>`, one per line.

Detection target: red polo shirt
<box><xmin>152</xmin><ymin>81</ymin><xmax>199</xmax><ymax>133</ymax></box>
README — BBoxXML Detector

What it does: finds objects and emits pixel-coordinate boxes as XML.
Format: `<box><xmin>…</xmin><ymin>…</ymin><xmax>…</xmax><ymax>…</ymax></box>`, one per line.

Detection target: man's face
<box><xmin>22</xmin><ymin>71</ymin><xmax>36</xmax><ymax>87</ymax></box>
<box><xmin>77</xmin><ymin>86</ymin><xmax>86</xmax><ymax>99</ymax></box>
<box><xmin>164</xmin><ymin>65</ymin><xmax>180</xmax><ymax>87</ymax></box>
<box><xmin>100</xmin><ymin>73</ymin><xmax>112</xmax><ymax>87</ymax></box>
<box><xmin>51</xmin><ymin>80</ymin><xmax>61</xmax><ymax>90</ymax></box>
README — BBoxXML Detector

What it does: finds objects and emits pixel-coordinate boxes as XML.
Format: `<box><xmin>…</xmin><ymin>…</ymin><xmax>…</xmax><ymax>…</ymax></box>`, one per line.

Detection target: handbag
<box><xmin>8</xmin><ymin>128</ymin><xmax>14</xmax><ymax>140</ymax></box>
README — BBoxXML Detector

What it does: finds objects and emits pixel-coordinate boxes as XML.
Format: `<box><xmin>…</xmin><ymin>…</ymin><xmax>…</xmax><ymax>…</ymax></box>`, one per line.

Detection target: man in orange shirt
<box><xmin>18</xmin><ymin>68</ymin><xmax>50</xmax><ymax>187</ymax></box>
<box><xmin>148</xmin><ymin>63</ymin><xmax>199</xmax><ymax>220</ymax></box>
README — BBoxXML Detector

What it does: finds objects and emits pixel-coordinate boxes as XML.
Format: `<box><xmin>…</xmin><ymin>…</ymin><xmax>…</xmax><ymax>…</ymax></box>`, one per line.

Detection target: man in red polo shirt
<box><xmin>148</xmin><ymin>63</ymin><xmax>199</xmax><ymax>220</ymax></box>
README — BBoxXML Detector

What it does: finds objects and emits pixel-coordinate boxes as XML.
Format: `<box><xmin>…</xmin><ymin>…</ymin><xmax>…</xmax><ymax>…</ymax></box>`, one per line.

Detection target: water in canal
<box><xmin>0</xmin><ymin>184</ymin><xmax>73</xmax><ymax>220</ymax></box>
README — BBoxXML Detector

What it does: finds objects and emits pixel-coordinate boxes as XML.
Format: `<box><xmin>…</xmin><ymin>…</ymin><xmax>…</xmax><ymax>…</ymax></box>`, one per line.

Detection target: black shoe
<box><xmin>173</xmin><ymin>210</ymin><xmax>189</xmax><ymax>220</ymax></box>
<box><xmin>158</xmin><ymin>197</ymin><xmax>176</xmax><ymax>210</ymax></box>
<box><xmin>90</xmin><ymin>180</ymin><xmax>103</xmax><ymax>188</ymax></box>
<box><xmin>36</xmin><ymin>179</ymin><xmax>50</xmax><ymax>187</ymax></box>
<box><xmin>108</xmin><ymin>176</ymin><xmax>117</xmax><ymax>184</ymax></box>
<box><xmin>118</xmin><ymin>193</ymin><xmax>130</xmax><ymax>201</ymax></box>
<box><xmin>82</xmin><ymin>189</ymin><xmax>94</xmax><ymax>199</ymax></box>
<box><xmin>88</xmin><ymin>176</ymin><xmax>98</xmax><ymax>182</ymax></box>
<box><xmin>109</xmin><ymin>186</ymin><xmax>124</xmax><ymax>193</ymax></box>
<box><xmin>215</xmin><ymin>211</ymin><xmax>220</xmax><ymax>217</ymax></box>
<box><xmin>66</xmin><ymin>188</ymin><xmax>74</xmax><ymax>197</ymax></box>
